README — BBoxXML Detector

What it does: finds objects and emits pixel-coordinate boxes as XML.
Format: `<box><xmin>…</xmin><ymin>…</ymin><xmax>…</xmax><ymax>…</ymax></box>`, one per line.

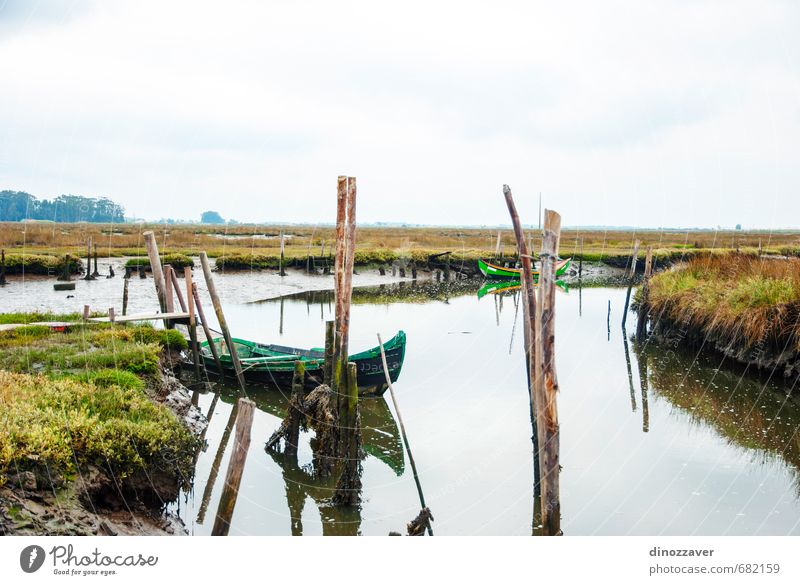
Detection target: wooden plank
<box><xmin>88</xmin><ymin>311</ymin><xmax>190</xmax><ymax>323</ymax></box>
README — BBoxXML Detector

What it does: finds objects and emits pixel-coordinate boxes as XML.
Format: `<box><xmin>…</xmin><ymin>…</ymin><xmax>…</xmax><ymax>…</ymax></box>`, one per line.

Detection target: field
<box><xmin>2</xmin><ymin>222</ymin><xmax>799</xmax><ymax>272</ymax></box>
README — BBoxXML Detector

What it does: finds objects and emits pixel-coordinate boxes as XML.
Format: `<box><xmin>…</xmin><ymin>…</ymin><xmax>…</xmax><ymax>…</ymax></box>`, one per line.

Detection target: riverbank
<box><xmin>641</xmin><ymin>253</ymin><xmax>800</xmax><ymax>386</ymax></box>
<box><xmin>0</xmin><ymin>317</ymin><xmax>206</xmax><ymax>535</ymax></box>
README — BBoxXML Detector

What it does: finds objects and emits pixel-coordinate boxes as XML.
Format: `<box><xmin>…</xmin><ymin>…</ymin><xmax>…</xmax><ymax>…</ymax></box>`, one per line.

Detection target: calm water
<box><xmin>174</xmin><ymin>281</ymin><xmax>800</xmax><ymax>535</ymax></box>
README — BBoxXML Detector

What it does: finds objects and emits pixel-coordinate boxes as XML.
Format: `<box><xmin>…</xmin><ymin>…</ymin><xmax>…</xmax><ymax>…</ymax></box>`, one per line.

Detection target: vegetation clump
<box><xmin>125</xmin><ymin>253</ymin><xmax>194</xmax><ymax>270</ymax></box>
<box><xmin>646</xmin><ymin>254</ymin><xmax>800</xmax><ymax>351</ymax></box>
<box><xmin>0</xmin><ymin>253</ymin><xmax>82</xmax><ymax>276</ymax></box>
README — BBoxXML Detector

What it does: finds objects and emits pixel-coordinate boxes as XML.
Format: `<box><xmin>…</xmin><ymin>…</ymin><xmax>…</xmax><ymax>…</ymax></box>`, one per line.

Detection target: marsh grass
<box><xmin>647</xmin><ymin>254</ymin><xmax>800</xmax><ymax>351</ymax></box>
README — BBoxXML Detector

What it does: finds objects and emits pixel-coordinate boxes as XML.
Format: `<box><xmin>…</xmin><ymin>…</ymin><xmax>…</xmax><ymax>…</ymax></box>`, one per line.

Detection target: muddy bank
<box><xmin>0</xmin><ymin>359</ymin><xmax>206</xmax><ymax>536</ymax></box>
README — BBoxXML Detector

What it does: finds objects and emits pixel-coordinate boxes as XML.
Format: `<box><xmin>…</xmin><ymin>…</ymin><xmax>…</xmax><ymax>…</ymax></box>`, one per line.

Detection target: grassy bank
<box><xmin>0</xmin><ymin>253</ymin><xmax>82</xmax><ymax>276</ymax></box>
<box><xmin>645</xmin><ymin>254</ymin><xmax>800</xmax><ymax>353</ymax></box>
<box><xmin>3</xmin><ymin>222</ymin><xmax>798</xmax><ymax>271</ymax></box>
<box><xmin>0</xmin><ymin>318</ymin><xmax>194</xmax><ymax>498</ymax></box>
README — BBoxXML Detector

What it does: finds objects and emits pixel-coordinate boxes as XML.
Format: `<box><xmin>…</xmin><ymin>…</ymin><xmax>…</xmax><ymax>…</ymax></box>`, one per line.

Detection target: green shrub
<box><xmin>125</xmin><ymin>253</ymin><xmax>194</xmax><ymax>270</ymax></box>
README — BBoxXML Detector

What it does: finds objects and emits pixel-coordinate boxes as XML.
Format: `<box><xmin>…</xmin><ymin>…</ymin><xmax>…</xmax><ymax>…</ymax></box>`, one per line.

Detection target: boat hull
<box><xmin>478</xmin><ymin>257</ymin><xmax>572</xmax><ymax>281</ymax></box>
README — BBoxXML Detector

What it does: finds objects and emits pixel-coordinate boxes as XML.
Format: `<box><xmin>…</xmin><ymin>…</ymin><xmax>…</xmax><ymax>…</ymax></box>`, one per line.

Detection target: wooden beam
<box><xmin>142</xmin><ymin>231</ymin><xmax>170</xmax><ymax>327</ymax></box>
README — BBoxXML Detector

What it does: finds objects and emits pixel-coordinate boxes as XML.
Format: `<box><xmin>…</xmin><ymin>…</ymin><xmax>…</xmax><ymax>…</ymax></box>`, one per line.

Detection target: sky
<box><xmin>0</xmin><ymin>0</ymin><xmax>798</xmax><ymax>228</ymax></box>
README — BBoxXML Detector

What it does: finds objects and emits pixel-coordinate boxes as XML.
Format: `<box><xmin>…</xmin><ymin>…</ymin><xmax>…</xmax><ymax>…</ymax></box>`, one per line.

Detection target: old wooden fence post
<box><xmin>636</xmin><ymin>246</ymin><xmax>654</xmax><ymax>339</ymax></box>
<box><xmin>621</xmin><ymin>239</ymin><xmax>640</xmax><ymax>330</ymax></box>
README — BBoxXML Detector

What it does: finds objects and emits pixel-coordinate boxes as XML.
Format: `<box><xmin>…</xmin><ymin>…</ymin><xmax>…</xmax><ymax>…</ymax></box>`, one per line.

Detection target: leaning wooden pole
<box><xmin>378</xmin><ymin>334</ymin><xmax>433</xmax><ymax>535</ymax></box>
<box><xmin>537</xmin><ymin>209</ymin><xmax>562</xmax><ymax>536</ymax></box>
<box><xmin>502</xmin><ymin>186</ymin><xmax>543</xmax><ymax>505</ymax></box>
<box><xmin>142</xmin><ymin>231</ymin><xmax>169</xmax><ymax>320</ymax></box>
<box><xmin>636</xmin><ymin>246</ymin><xmax>654</xmax><ymax>339</ymax></box>
<box><xmin>185</xmin><ymin>267</ymin><xmax>201</xmax><ymax>381</ymax></box>
<box><xmin>211</xmin><ymin>398</ymin><xmax>255</xmax><ymax>536</ymax></box>
<box><xmin>200</xmin><ymin>251</ymin><xmax>247</xmax><ymax>394</ymax></box>
<box><xmin>191</xmin><ymin>282</ymin><xmax>225</xmax><ymax>379</ymax></box>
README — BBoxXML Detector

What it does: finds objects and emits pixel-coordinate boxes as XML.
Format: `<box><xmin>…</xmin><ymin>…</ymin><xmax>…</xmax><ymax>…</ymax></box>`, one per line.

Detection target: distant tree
<box><xmin>735</xmin><ymin>224</ymin><xmax>742</xmax><ymax>230</ymax></box>
<box><xmin>0</xmin><ymin>191</ymin><xmax>124</xmax><ymax>223</ymax></box>
<box><xmin>201</xmin><ymin>210</ymin><xmax>225</xmax><ymax>224</ymax></box>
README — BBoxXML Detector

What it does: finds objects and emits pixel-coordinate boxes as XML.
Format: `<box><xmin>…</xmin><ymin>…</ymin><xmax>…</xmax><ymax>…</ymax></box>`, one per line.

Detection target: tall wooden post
<box><xmin>636</xmin><ymin>246</ymin><xmax>654</xmax><ymax>338</ymax></box>
<box><xmin>578</xmin><ymin>237</ymin><xmax>584</xmax><ymax>278</ymax></box>
<box><xmin>122</xmin><ymin>278</ymin><xmax>129</xmax><ymax>316</ymax></box>
<box><xmin>185</xmin><ymin>267</ymin><xmax>201</xmax><ymax>381</ymax></box>
<box><xmin>200</xmin><ymin>251</ymin><xmax>247</xmax><ymax>394</ymax></box>
<box><xmin>324</xmin><ymin>320</ymin><xmax>335</xmax><ymax>386</ymax></box>
<box><xmin>537</xmin><ymin>209</ymin><xmax>562</xmax><ymax>536</ymax></box>
<box><xmin>0</xmin><ymin>249</ymin><xmax>6</xmax><ymax>285</ymax></box>
<box><xmin>211</xmin><ymin>398</ymin><xmax>255</xmax><ymax>536</ymax></box>
<box><xmin>164</xmin><ymin>265</ymin><xmax>175</xmax><ymax>313</ymax></box>
<box><xmin>279</xmin><ymin>231</ymin><xmax>287</xmax><ymax>277</ymax></box>
<box><xmin>142</xmin><ymin>231</ymin><xmax>169</xmax><ymax>317</ymax></box>
<box><xmin>169</xmin><ymin>267</ymin><xmax>188</xmax><ymax>312</ymax></box>
<box><xmin>84</xmin><ymin>238</ymin><xmax>94</xmax><ymax>280</ymax></box>
<box><xmin>621</xmin><ymin>240</ymin><xmax>640</xmax><ymax>330</ymax></box>
<box><xmin>284</xmin><ymin>362</ymin><xmax>306</xmax><ymax>461</ymax></box>
<box><xmin>502</xmin><ymin>186</ymin><xmax>543</xmax><ymax>513</ymax></box>
<box><xmin>92</xmin><ymin>242</ymin><xmax>100</xmax><ymax>277</ymax></box>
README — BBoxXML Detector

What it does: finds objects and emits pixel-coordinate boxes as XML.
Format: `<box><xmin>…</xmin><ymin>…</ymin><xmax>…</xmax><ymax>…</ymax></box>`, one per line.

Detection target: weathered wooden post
<box><xmin>0</xmin><ymin>249</ymin><xmax>6</xmax><ymax>285</ymax></box>
<box><xmin>191</xmin><ymin>282</ymin><xmax>225</xmax><ymax>378</ymax></box>
<box><xmin>284</xmin><ymin>362</ymin><xmax>306</xmax><ymax>461</ymax></box>
<box><xmin>200</xmin><ymin>251</ymin><xmax>246</xmax><ymax>394</ymax></box>
<box><xmin>502</xmin><ymin>186</ymin><xmax>544</xmax><ymax>518</ymax></box>
<box><xmin>185</xmin><ymin>267</ymin><xmax>201</xmax><ymax>381</ymax></box>
<box><xmin>142</xmin><ymin>231</ymin><xmax>169</xmax><ymax>317</ymax></box>
<box><xmin>198</xmin><ymin>402</ymin><xmax>239</xmax><ymax>524</ymax></box>
<box><xmin>138</xmin><ymin>264</ymin><xmax>146</xmax><ymax>279</ymax></box>
<box><xmin>621</xmin><ymin>240</ymin><xmax>640</xmax><ymax>330</ymax></box>
<box><xmin>169</xmin><ymin>267</ymin><xmax>188</xmax><ymax>312</ymax></box>
<box><xmin>279</xmin><ymin>230</ymin><xmax>287</xmax><ymax>277</ymax></box>
<box><xmin>536</xmin><ymin>208</ymin><xmax>563</xmax><ymax>536</ymax></box>
<box><xmin>333</xmin><ymin>362</ymin><xmax>361</xmax><ymax>506</ymax></box>
<box><xmin>122</xmin><ymin>278</ymin><xmax>129</xmax><ymax>316</ymax></box>
<box><xmin>636</xmin><ymin>246</ymin><xmax>654</xmax><ymax>339</ymax></box>
<box><xmin>83</xmin><ymin>238</ymin><xmax>95</xmax><ymax>280</ymax></box>
<box><xmin>324</xmin><ymin>320</ymin><xmax>335</xmax><ymax>386</ymax></box>
<box><xmin>108</xmin><ymin>307</ymin><xmax>115</xmax><ymax>323</ymax></box>
<box><xmin>637</xmin><ymin>350</ymin><xmax>650</xmax><ymax>433</ymax></box>
<box><xmin>411</xmin><ymin>262</ymin><xmax>418</xmax><ymax>280</ymax></box>
<box><xmin>92</xmin><ymin>242</ymin><xmax>100</xmax><ymax>278</ymax></box>
<box><xmin>578</xmin><ymin>237</ymin><xmax>584</xmax><ymax>278</ymax></box>
<box><xmin>82</xmin><ymin>304</ymin><xmax>90</xmax><ymax>321</ymax></box>
<box><xmin>211</xmin><ymin>397</ymin><xmax>255</xmax><ymax>536</ymax></box>
<box><xmin>164</xmin><ymin>265</ymin><xmax>175</xmax><ymax>314</ymax></box>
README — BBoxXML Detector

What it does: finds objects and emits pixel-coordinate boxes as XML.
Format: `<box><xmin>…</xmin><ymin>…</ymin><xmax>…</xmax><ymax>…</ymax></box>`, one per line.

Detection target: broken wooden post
<box><xmin>82</xmin><ymin>304</ymin><xmax>90</xmax><ymax>321</ymax></box>
<box><xmin>122</xmin><ymin>278</ymin><xmax>129</xmax><ymax>316</ymax></box>
<box><xmin>636</xmin><ymin>246</ymin><xmax>654</xmax><ymax>339</ymax></box>
<box><xmin>0</xmin><ymin>249</ymin><xmax>6</xmax><ymax>285</ymax></box>
<box><xmin>142</xmin><ymin>231</ymin><xmax>169</xmax><ymax>318</ymax></box>
<box><xmin>279</xmin><ymin>230</ymin><xmax>287</xmax><ymax>277</ymax></box>
<box><xmin>200</xmin><ymin>251</ymin><xmax>246</xmax><ymax>394</ymax></box>
<box><xmin>324</xmin><ymin>320</ymin><xmax>335</xmax><ymax>386</ymax></box>
<box><xmin>536</xmin><ymin>208</ymin><xmax>563</xmax><ymax>536</ymax></box>
<box><xmin>92</xmin><ymin>242</ymin><xmax>100</xmax><ymax>278</ymax></box>
<box><xmin>211</xmin><ymin>397</ymin><xmax>255</xmax><ymax>536</ymax></box>
<box><xmin>378</xmin><ymin>333</ymin><xmax>433</xmax><ymax>535</ymax></box>
<box><xmin>108</xmin><ymin>307</ymin><xmax>115</xmax><ymax>323</ymax></box>
<box><xmin>191</xmin><ymin>281</ymin><xmax>225</xmax><ymax>378</ymax></box>
<box><xmin>411</xmin><ymin>262</ymin><xmax>417</xmax><ymax>280</ymax></box>
<box><xmin>502</xmin><ymin>185</ymin><xmax>543</xmax><ymax>512</ymax></box>
<box><xmin>185</xmin><ymin>267</ymin><xmax>201</xmax><ymax>382</ymax></box>
<box><xmin>284</xmin><ymin>362</ymin><xmax>306</xmax><ymax>461</ymax></box>
<box><xmin>138</xmin><ymin>264</ymin><xmax>146</xmax><ymax>278</ymax></box>
<box><xmin>621</xmin><ymin>240</ymin><xmax>640</xmax><ymax>330</ymax></box>
<box><xmin>164</xmin><ymin>265</ymin><xmax>175</xmax><ymax>314</ymax></box>
<box><xmin>83</xmin><ymin>238</ymin><xmax>95</xmax><ymax>280</ymax></box>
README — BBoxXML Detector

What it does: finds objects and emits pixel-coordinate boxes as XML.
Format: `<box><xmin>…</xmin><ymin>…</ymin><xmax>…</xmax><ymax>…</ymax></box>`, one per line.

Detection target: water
<box><xmin>174</xmin><ymin>280</ymin><xmax>800</xmax><ymax>535</ymax></box>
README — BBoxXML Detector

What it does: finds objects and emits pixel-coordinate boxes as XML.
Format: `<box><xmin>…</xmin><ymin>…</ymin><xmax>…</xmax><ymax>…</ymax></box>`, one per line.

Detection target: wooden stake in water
<box><xmin>378</xmin><ymin>333</ymin><xmax>433</xmax><ymax>536</ymax></box>
<box><xmin>284</xmin><ymin>361</ymin><xmax>306</xmax><ymax>461</ymax></box>
<box><xmin>122</xmin><ymin>278</ymin><xmax>129</xmax><ymax>316</ymax></box>
<box><xmin>211</xmin><ymin>398</ymin><xmax>255</xmax><ymax>536</ymax></box>
<box><xmin>191</xmin><ymin>281</ymin><xmax>225</xmax><ymax>378</ymax></box>
<box><xmin>324</xmin><ymin>320</ymin><xmax>335</xmax><ymax>386</ymax></box>
<box><xmin>0</xmin><ymin>249</ymin><xmax>6</xmax><ymax>286</ymax></box>
<box><xmin>142</xmin><ymin>231</ymin><xmax>169</xmax><ymax>319</ymax></box>
<box><xmin>185</xmin><ymin>267</ymin><xmax>201</xmax><ymax>381</ymax></box>
<box><xmin>279</xmin><ymin>230</ymin><xmax>287</xmax><ymax>277</ymax></box>
<box><xmin>636</xmin><ymin>246</ymin><xmax>654</xmax><ymax>339</ymax></box>
<box><xmin>621</xmin><ymin>240</ymin><xmax>640</xmax><ymax>330</ymax></box>
<box><xmin>200</xmin><ymin>251</ymin><xmax>246</xmax><ymax>395</ymax></box>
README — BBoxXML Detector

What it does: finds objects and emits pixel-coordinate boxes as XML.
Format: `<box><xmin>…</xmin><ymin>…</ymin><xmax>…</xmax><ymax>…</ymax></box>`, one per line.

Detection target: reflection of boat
<box><xmin>477</xmin><ymin>280</ymin><xmax>569</xmax><ymax>299</ymax></box>
<box><xmin>198</xmin><ymin>331</ymin><xmax>406</xmax><ymax>395</ymax></box>
<box><xmin>478</xmin><ymin>257</ymin><xmax>572</xmax><ymax>281</ymax></box>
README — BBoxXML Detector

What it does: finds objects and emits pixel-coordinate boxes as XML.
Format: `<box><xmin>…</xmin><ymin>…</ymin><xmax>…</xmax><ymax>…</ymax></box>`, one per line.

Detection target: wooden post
<box><xmin>82</xmin><ymin>304</ymin><xmax>90</xmax><ymax>321</ymax></box>
<box><xmin>607</xmin><ymin>299</ymin><xmax>611</xmax><ymax>341</ymax></box>
<box><xmin>502</xmin><ymin>186</ymin><xmax>544</xmax><ymax>518</ymax></box>
<box><xmin>536</xmin><ymin>208</ymin><xmax>562</xmax><ymax>536</ymax></box>
<box><xmin>636</xmin><ymin>246</ymin><xmax>654</xmax><ymax>339</ymax></box>
<box><xmin>169</xmin><ymin>267</ymin><xmax>188</xmax><ymax>312</ymax></box>
<box><xmin>638</xmin><ymin>350</ymin><xmax>650</xmax><ymax>433</ymax></box>
<box><xmin>108</xmin><ymin>307</ymin><xmax>115</xmax><ymax>323</ymax></box>
<box><xmin>191</xmin><ymin>281</ymin><xmax>225</xmax><ymax>378</ymax></box>
<box><xmin>122</xmin><ymin>278</ymin><xmax>129</xmax><ymax>316</ymax></box>
<box><xmin>378</xmin><ymin>334</ymin><xmax>433</xmax><ymax>535</ymax></box>
<box><xmin>621</xmin><ymin>240</ymin><xmax>640</xmax><ymax>330</ymax></box>
<box><xmin>198</xmin><ymin>402</ymin><xmax>239</xmax><ymax>524</ymax></box>
<box><xmin>324</xmin><ymin>320</ymin><xmax>335</xmax><ymax>386</ymax></box>
<box><xmin>138</xmin><ymin>264</ymin><xmax>146</xmax><ymax>279</ymax></box>
<box><xmin>185</xmin><ymin>267</ymin><xmax>201</xmax><ymax>381</ymax></box>
<box><xmin>92</xmin><ymin>242</ymin><xmax>100</xmax><ymax>277</ymax></box>
<box><xmin>284</xmin><ymin>362</ymin><xmax>306</xmax><ymax>461</ymax></box>
<box><xmin>279</xmin><ymin>231</ymin><xmax>286</xmax><ymax>277</ymax></box>
<box><xmin>164</xmin><ymin>265</ymin><xmax>175</xmax><ymax>313</ymax></box>
<box><xmin>333</xmin><ymin>176</ymin><xmax>356</xmax><ymax>412</ymax></box>
<box><xmin>84</xmin><ymin>238</ymin><xmax>94</xmax><ymax>280</ymax></box>
<box><xmin>200</xmin><ymin>251</ymin><xmax>246</xmax><ymax>394</ymax></box>
<box><xmin>211</xmin><ymin>398</ymin><xmax>255</xmax><ymax>536</ymax></box>
<box><xmin>411</xmin><ymin>262</ymin><xmax>417</xmax><ymax>280</ymax></box>
<box><xmin>0</xmin><ymin>249</ymin><xmax>6</xmax><ymax>285</ymax></box>
<box><xmin>578</xmin><ymin>237</ymin><xmax>584</xmax><ymax>278</ymax></box>
<box><xmin>332</xmin><ymin>362</ymin><xmax>361</xmax><ymax>506</ymax></box>
<box><xmin>495</xmin><ymin>231</ymin><xmax>502</xmax><ymax>261</ymax></box>
<box><xmin>142</xmin><ymin>231</ymin><xmax>169</xmax><ymax>318</ymax></box>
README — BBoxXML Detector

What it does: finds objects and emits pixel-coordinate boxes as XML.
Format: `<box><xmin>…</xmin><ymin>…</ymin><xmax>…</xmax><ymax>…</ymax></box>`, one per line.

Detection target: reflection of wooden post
<box><xmin>200</xmin><ymin>251</ymin><xmax>246</xmax><ymax>394</ymax></box>
<box><xmin>197</xmin><ymin>401</ymin><xmax>239</xmax><ymax>524</ymax></box>
<box><xmin>502</xmin><ymin>186</ymin><xmax>544</xmax><ymax>521</ymax></box>
<box><xmin>185</xmin><ymin>267</ymin><xmax>201</xmax><ymax>381</ymax></box>
<box><xmin>143</xmin><ymin>231</ymin><xmax>168</xmax><ymax>319</ymax></box>
<box><xmin>122</xmin><ymin>278</ymin><xmax>129</xmax><ymax>316</ymax></box>
<box><xmin>578</xmin><ymin>237</ymin><xmax>584</xmax><ymax>278</ymax></box>
<box><xmin>211</xmin><ymin>398</ymin><xmax>255</xmax><ymax>536</ymax></box>
<box><xmin>621</xmin><ymin>240</ymin><xmax>640</xmax><ymax>329</ymax></box>
<box><xmin>537</xmin><ymin>209</ymin><xmax>562</xmax><ymax>537</ymax></box>
<box><xmin>637</xmin><ymin>350</ymin><xmax>650</xmax><ymax>433</ymax></box>
<box><xmin>191</xmin><ymin>282</ymin><xmax>225</xmax><ymax>378</ymax></box>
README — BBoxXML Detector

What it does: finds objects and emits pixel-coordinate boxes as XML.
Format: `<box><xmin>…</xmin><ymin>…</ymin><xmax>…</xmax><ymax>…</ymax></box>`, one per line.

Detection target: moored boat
<box><xmin>198</xmin><ymin>331</ymin><xmax>406</xmax><ymax>395</ymax></box>
<box><xmin>478</xmin><ymin>257</ymin><xmax>572</xmax><ymax>281</ymax></box>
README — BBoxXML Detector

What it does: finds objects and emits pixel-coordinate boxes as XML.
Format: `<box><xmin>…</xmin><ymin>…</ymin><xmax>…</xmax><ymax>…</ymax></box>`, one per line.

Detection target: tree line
<box><xmin>0</xmin><ymin>190</ymin><xmax>125</xmax><ymax>223</ymax></box>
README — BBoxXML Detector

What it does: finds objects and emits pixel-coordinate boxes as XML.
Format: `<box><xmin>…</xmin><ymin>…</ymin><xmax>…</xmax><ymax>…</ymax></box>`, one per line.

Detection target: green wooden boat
<box><xmin>476</xmin><ymin>279</ymin><xmax>569</xmax><ymax>299</ymax></box>
<box><xmin>478</xmin><ymin>257</ymin><xmax>572</xmax><ymax>281</ymax></box>
<box><xmin>199</xmin><ymin>331</ymin><xmax>406</xmax><ymax>396</ymax></box>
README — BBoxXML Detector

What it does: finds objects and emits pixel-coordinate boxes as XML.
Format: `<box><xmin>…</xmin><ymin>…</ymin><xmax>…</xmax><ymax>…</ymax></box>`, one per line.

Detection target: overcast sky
<box><xmin>0</xmin><ymin>0</ymin><xmax>798</xmax><ymax>228</ymax></box>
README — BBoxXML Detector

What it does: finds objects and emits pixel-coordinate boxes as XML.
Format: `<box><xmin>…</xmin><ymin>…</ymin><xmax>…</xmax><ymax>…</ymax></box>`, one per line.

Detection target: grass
<box><xmin>645</xmin><ymin>253</ymin><xmax>800</xmax><ymax>351</ymax></box>
<box><xmin>124</xmin><ymin>253</ymin><xmax>194</xmax><ymax>270</ymax></box>
<box><xmin>3</xmin><ymin>221</ymin><xmax>798</xmax><ymax>270</ymax></box>
<box><xmin>0</xmin><ymin>253</ymin><xmax>82</xmax><ymax>276</ymax></box>
<box><xmin>0</xmin><ymin>370</ymin><xmax>196</xmax><ymax>482</ymax></box>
